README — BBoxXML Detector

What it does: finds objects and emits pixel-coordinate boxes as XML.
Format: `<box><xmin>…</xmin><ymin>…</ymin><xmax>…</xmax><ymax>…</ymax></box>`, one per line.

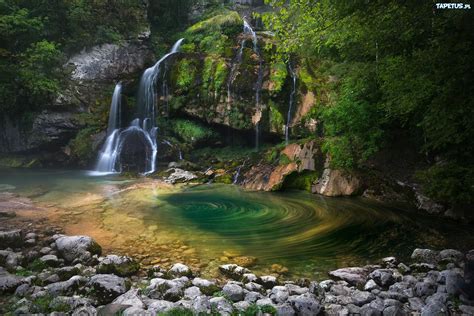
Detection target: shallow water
<box><xmin>1</xmin><ymin>168</ymin><xmax>473</xmax><ymax>279</ymax></box>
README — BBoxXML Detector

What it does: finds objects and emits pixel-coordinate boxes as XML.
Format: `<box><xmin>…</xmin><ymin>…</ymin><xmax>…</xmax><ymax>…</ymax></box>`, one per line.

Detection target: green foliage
<box><xmin>31</xmin><ymin>294</ymin><xmax>70</xmax><ymax>313</ymax></box>
<box><xmin>69</xmin><ymin>127</ymin><xmax>98</xmax><ymax>166</ymax></box>
<box><xmin>0</xmin><ymin>0</ymin><xmax>147</xmax><ymax>118</ymax></box>
<box><xmin>282</xmin><ymin>170</ymin><xmax>320</xmax><ymax>192</ymax></box>
<box><xmin>264</xmin><ymin>0</ymin><xmax>474</xmax><ymax>206</ymax></box>
<box><xmin>278</xmin><ymin>153</ymin><xmax>292</xmax><ymax>166</ymax></box>
<box><xmin>321</xmin><ymin>63</ymin><xmax>384</xmax><ymax>169</ymax></box>
<box><xmin>235</xmin><ymin>304</ymin><xmax>277</xmax><ymax>316</ymax></box>
<box><xmin>176</xmin><ymin>59</ymin><xmax>197</xmax><ymax>89</ymax></box>
<box><xmin>417</xmin><ymin>163</ymin><xmax>474</xmax><ymax>206</ymax></box>
<box><xmin>15</xmin><ymin>268</ymin><xmax>33</xmax><ymax>277</ymax></box>
<box><xmin>157</xmin><ymin>307</ymin><xmax>194</xmax><ymax>316</ymax></box>
<box><xmin>27</xmin><ymin>258</ymin><xmax>47</xmax><ymax>272</ymax></box>
<box><xmin>171</xmin><ymin>119</ymin><xmax>217</xmax><ymax>144</ymax></box>
<box><xmin>202</xmin><ymin>56</ymin><xmax>228</xmax><ymax>96</ymax></box>
<box><xmin>269</xmin><ymin>61</ymin><xmax>287</xmax><ymax>94</ymax></box>
<box><xmin>193</xmin><ymin>146</ymin><xmax>257</xmax><ymax>162</ymax></box>
<box><xmin>185</xmin><ymin>11</ymin><xmax>242</xmax><ymax>55</ymax></box>
<box><xmin>269</xmin><ymin>101</ymin><xmax>284</xmax><ymax>133</ymax></box>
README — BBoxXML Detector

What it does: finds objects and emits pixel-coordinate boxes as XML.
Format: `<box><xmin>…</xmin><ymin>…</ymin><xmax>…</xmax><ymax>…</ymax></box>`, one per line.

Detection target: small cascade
<box><xmin>233</xmin><ymin>164</ymin><xmax>243</xmax><ymax>184</ymax></box>
<box><xmin>285</xmin><ymin>63</ymin><xmax>297</xmax><ymax>145</ymax></box>
<box><xmin>95</xmin><ymin>83</ymin><xmax>123</xmax><ymax>174</ymax></box>
<box><xmin>92</xmin><ymin>39</ymin><xmax>183</xmax><ymax>175</ymax></box>
<box><xmin>227</xmin><ymin>39</ymin><xmax>246</xmax><ymax>105</ymax></box>
<box><xmin>243</xmin><ymin>19</ymin><xmax>263</xmax><ymax>150</ymax></box>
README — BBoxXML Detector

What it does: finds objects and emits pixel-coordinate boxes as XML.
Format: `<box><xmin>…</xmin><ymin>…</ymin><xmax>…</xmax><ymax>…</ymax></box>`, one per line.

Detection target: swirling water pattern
<box><xmin>1</xmin><ymin>168</ymin><xmax>473</xmax><ymax>278</ymax></box>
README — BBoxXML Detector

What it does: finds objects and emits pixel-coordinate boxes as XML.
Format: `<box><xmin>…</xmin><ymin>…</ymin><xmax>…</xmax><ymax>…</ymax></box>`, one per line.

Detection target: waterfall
<box><xmin>227</xmin><ymin>39</ymin><xmax>246</xmax><ymax>105</ymax></box>
<box><xmin>243</xmin><ymin>19</ymin><xmax>263</xmax><ymax>150</ymax></box>
<box><xmin>107</xmin><ymin>83</ymin><xmax>122</xmax><ymax>134</ymax></box>
<box><xmin>285</xmin><ymin>63</ymin><xmax>297</xmax><ymax>145</ymax></box>
<box><xmin>94</xmin><ymin>83</ymin><xmax>122</xmax><ymax>174</ymax></box>
<box><xmin>92</xmin><ymin>39</ymin><xmax>184</xmax><ymax>176</ymax></box>
<box><xmin>233</xmin><ymin>164</ymin><xmax>243</xmax><ymax>184</ymax></box>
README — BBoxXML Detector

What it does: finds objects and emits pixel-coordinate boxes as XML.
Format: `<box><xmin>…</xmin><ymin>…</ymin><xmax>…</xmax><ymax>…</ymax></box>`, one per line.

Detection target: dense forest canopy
<box><xmin>0</xmin><ymin>0</ymin><xmax>148</xmax><ymax>116</ymax></box>
<box><xmin>263</xmin><ymin>0</ymin><xmax>474</xmax><ymax>207</ymax></box>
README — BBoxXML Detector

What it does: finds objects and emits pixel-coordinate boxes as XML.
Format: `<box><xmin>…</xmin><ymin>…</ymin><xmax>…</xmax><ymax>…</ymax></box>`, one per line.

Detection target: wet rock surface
<box><xmin>0</xmin><ymin>229</ymin><xmax>473</xmax><ymax>315</ymax></box>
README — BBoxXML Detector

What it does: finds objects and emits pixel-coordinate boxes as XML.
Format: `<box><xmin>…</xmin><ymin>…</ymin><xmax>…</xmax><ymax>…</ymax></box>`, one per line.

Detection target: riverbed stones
<box><xmin>270</xmin><ymin>285</ymin><xmax>290</xmax><ymax>303</ymax></box>
<box><xmin>96</xmin><ymin>254</ymin><xmax>139</xmax><ymax>277</ymax></box>
<box><xmin>192</xmin><ymin>277</ymin><xmax>219</xmax><ymax>295</ymax></box>
<box><xmin>112</xmin><ymin>288</ymin><xmax>145</xmax><ymax>309</ymax></box>
<box><xmin>218</xmin><ymin>264</ymin><xmax>250</xmax><ymax>279</ymax></box>
<box><xmin>56</xmin><ymin>266</ymin><xmax>80</xmax><ymax>281</ymax></box>
<box><xmin>439</xmin><ymin>249</ymin><xmax>463</xmax><ymax>264</ymax></box>
<box><xmin>223</xmin><ymin>281</ymin><xmax>244</xmax><ymax>302</ymax></box>
<box><xmin>0</xmin><ymin>250</ymin><xmax>22</xmax><ymax>270</ymax></box>
<box><xmin>421</xmin><ymin>301</ymin><xmax>447</xmax><ymax>316</ymax></box>
<box><xmin>147</xmin><ymin>299</ymin><xmax>175</xmax><ymax>314</ymax></box>
<box><xmin>89</xmin><ymin>274</ymin><xmax>128</xmax><ymax>304</ymax></box>
<box><xmin>40</xmin><ymin>254</ymin><xmax>60</xmax><ymax>267</ymax></box>
<box><xmin>55</xmin><ymin>235</ymin><xmax>102</xmax><ymax>263</ymax></box>
<box><xmin>259</xmin><ymin>275</ymin><xmax>278</xmax><ymax>289</ymax></box>
<box><xmin>414</xmin><ymin>280</ymin><xmax>437</xmax><ymax>297</ymax></box>
<box><xmin>329</xmin><ymin>267</ymin><xmax>368</xmax><ymax>286</ymax></box>
<box><xmin>369</xmin><ymin>268</ymin><xmax>396</xmax><ymax>287</ymax></box>
<box><xmin>1</xmin><ymin>230</ymin><xmax>473</xmax><ymax>316</ymax></box>
<box><xmin>411</xmin><ymin>248</ymin><xmax>440</xmax><ymax>265</ymax></box>
<box><xmin>0</xmin><ymin>229</ymin><xmax>23</xmax><ymax>248</ymax></box>
<box><xmin>45</xmin><ymin>275</ymin><xmax>87</xmax><ymax>296</ymax></box>
<box><xmin>0</xmin><ymin>268</ymin><xmax>25</xmax><ymax>294</ymax></box>
<box><xmin>168</xmin><ymin>263</ymin><xmax>192</xmax><ymax>278</ymax></box>
<box><xmin>352</xmin><ymin>290</ymin><xmax>376</xmax><ymax>306</ymax></box>
<box><xmin>210</xmin><ymin>296</ymin><xmax>234</xmax><ymax>315</ymax></box>
<box><xmin>288</xmin><ymin>293</ymin><xmax>321</xmax><ymax>316</ymax></box>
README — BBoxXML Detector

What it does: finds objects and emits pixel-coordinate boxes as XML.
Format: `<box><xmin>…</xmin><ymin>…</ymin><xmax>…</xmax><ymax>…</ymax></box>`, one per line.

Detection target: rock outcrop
<box><xmin>66</xmin><ymin>37</ymin><xmax>153</xmax><ymax>82</ymax></box>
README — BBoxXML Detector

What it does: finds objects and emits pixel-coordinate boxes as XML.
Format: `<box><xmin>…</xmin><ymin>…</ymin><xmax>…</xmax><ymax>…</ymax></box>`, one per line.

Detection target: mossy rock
<box><xmin>281</xmin><ymin>170</ymin><xmax>320</xmax><ymax>192</ymax></box>
<box><xmin>214</xmin><ymin>173</ymin><xmax>233</xmax><ymax>184</ymax></box>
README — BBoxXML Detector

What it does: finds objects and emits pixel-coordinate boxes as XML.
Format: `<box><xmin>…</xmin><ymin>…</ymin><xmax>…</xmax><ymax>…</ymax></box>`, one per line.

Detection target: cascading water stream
<box><xmin>227</xmin><ymin>39</ymin><xmax>246</xmax><ymax>106</ymax></box>
<box><xmin>92</xmin><ymin>39</ymin><xmax>184</xmax><ymax>175</ymax></box>
<box><xmin>94</xmin><ymin>83</ymin><xmax>122</xmax><ymax>174</ymax></box>
<box><xmin>285</xmin><ymin>63</ymin><xmax>297</xmax><ymax>145</ymax></box>
<box><xmin>243</xmin><ymin>19</ymin><xmax>263</xmax><ymax>150</ymax></box>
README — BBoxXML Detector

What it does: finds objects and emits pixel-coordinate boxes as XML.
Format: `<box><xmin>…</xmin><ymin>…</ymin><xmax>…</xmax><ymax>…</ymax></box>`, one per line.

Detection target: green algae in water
<box><xmin>1</xmin><ymin>168</ymin><xmax>473</xmax><ymax>279</ymax></box>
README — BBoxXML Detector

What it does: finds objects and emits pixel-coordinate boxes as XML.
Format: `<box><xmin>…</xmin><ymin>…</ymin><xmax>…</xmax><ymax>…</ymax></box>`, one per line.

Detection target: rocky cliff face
<box><xmin>0</xmin><ymin>36</ymin><xmax>153</xmax><ymax>165</ymax></box>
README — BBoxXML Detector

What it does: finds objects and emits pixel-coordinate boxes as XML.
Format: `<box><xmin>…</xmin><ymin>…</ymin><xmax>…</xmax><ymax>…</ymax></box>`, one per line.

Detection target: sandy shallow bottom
<box><xmin>1</xmin><ymin>168</ymin><xmax>473</xmax><ymax>280</ymax></box>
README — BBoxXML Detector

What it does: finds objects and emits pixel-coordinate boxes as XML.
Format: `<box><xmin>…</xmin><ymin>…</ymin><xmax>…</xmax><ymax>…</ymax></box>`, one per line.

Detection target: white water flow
<box><xmin>92</xmin><ymin>39</ymin><xmax>184</xmax><ymax>175</ymax></box>
<box><xmin>285</xmin><ymin>64</ymin><xmax>297</xmax><ymax>145</ymax></box>
<box><xmin>227</xmin><ymin>39</ymin><xmax>247</xmax><ymax>105</ymax></box>
<box><xmin>94</xmin><ymin>83</ymin><xmax>122</xmax><ymax>174</ymax></box>
<box><xmin>243</xmin><ymin>19</ymin><xmax>263</xmax><ymax>150</ymax></box>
